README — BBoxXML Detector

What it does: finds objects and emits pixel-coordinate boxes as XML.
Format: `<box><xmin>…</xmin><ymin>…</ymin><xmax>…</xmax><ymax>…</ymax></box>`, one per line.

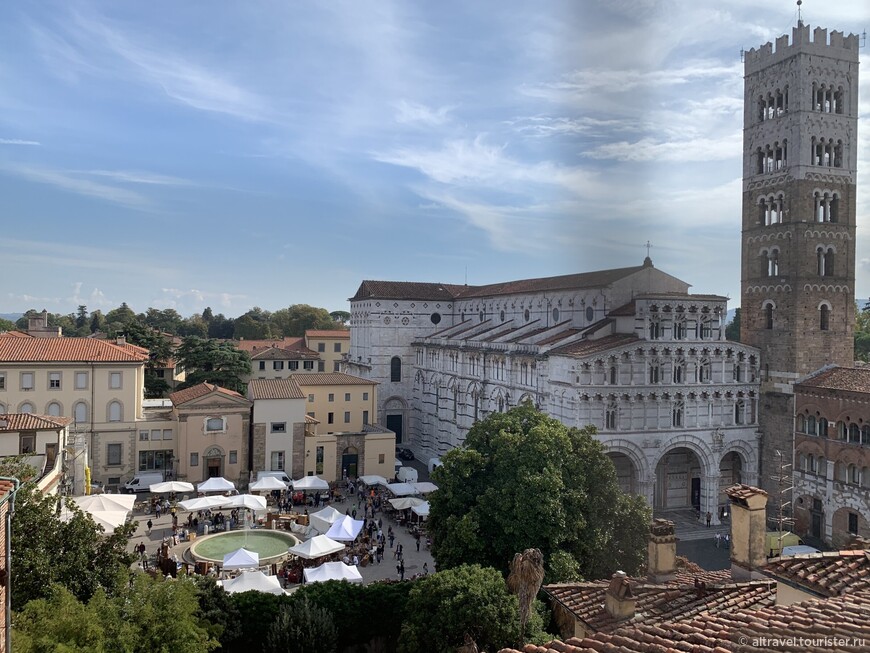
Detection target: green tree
<box><xmin>206</xmin><ymin>312</ymin><xmax>235</xmax><ymax>339</ymax></box>
<box><xmin>399</xmin><ymin>565</ymin><xmax>529</xmax><ymax>653</ymax></box>
<box><xmin>855</xmin><ymin>301</ymin><xmax>870</xmax><ymax>362</ymax></box>
<box><xmin>428</xmin><ymin>403</ymin><xmax>651</xmax><ymax>582</ymax></box>
<box><xmin>126</xmin><ymin>322</ymin><xmax>174</xmax><ymax>398</ymax></box>
<box><xmin>76</xmin><ymin>305</ymin><xmax>89</xmax><ymax>331</ymax></box>
<box><xmin>264</xmin><ymin>597</ymin><xmax>338</xmax><ymax>653</ymax></box>
<box><xmin>13</xmin><ymin>576</ymin><xmax>218</xmax><ymax>653</ymax></box>
<box><xmin>141</xmin><ymin>307</ymin><xmax>184</xmax><ymax>334</ymax></box>
<box><xmin>0</xmin><ymin>317</ymin><xmax>16</xmax><ymax>332</ymax></box>
<box><xmin>104</xmin><ymin>302</ymin><xmax>137</xmax><ymax>331</ymax></box>
<box><xmin>234</xmin><ymin>307</ymin><xmax>275</xmax><ymax>340</ymax></box>
<box><xmin>90</xmin><ymin>310</ymin><xmax>106</xmax><ymax>334</ymax></box>
<box><xmin>329</xmin><ymin>310</ymin><xmax>351</xmax><ymax>326</ymax></box>
<box><xmin>270</xmin><ymin>304</ymin><xmax>341</xmax><ymax>337</ymax></box>
<box><xmin>179</xmin><ymin>314</ymin><xmax>209</xmax><ymax>338</ymax></box>
<box><xmin>175</xmin><ymin>337</ymin><xmax>251</xmax><ymax>395</ymax></box>
<box><xmin>725</xmin><ymin>307</ymin><xmax>741</xmax><ymax>342</ymax></box>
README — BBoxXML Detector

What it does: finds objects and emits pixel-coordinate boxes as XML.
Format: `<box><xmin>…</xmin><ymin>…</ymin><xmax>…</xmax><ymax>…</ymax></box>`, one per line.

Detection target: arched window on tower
<box><xmin>672</xmin><ymin>400</ymin><xmax>684</xmax><ymax>427</ymax></box>
<box><xmin>734</xmin><ymin>399</ymin><xmax>745</xmax><ymax>425</ymax></box>
<box><xmin>605</xmin><ymin>402</ymin><xmax>618</xmax><ymax>430</ymax></box>
<box><xmin>390</xmin><ymin>356</ymin><xmax>402</xmax><ymax>382</ymax></box>
<box><xmin>818</xmin><ymin>417</ymin><xmax>829</xmax><ymax>437</ymax></box>
<box><xmin>817</xmin><ymin>247</ymin><xmax>835</xmax><ymax>277</ymax></box>
<box><xmin>820</xmin><ymin>304</ymin><xmax>830</xmax><ymax>331</ymax></box>
<box><xmin>767</xmin><ymin>249</ymin><xmax>779</xmax><ymax>277</ymax></box>
<box><xmin>764</xmin><ymin>303</ymin><xmax>774</xmax><ymax>330</ymax></box>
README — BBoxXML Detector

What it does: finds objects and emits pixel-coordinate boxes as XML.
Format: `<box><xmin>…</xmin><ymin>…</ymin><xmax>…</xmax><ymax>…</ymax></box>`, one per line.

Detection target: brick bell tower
<box><xmin>740</xmin><ymin>21</ymin><xmax>859</xmax><ymax>498</ymax></box>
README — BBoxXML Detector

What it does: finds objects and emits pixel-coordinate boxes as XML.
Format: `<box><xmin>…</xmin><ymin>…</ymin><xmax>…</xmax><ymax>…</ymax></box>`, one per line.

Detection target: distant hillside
<box><xmin>0</xmin><ymin>313</ymin><xmax>22</xmax><ymax>323</ymax></box>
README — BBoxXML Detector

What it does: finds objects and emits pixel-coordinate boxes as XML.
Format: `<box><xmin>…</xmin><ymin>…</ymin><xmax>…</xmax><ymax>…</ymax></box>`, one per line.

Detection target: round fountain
<box><xmin>188</xmin><ymin>530</ymin><xmax>299</xmax><ymax>567</ymax></box>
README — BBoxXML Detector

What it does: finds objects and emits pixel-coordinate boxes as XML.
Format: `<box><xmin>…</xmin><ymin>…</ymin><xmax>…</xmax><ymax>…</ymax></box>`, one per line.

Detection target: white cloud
<box><xmin>0</xmin><ymin>138</ymin><xmax>40</xmax><ymax>145</ymax></box>
<box><xmin>81</xmin><ymin>170</ymin><xmax>194</xmax><ymax>186</ymax></box>
<box><xmin>153</xmin><ymin>288</ymin><xmax>247</xmax><ymax>312</ymax></box>
<box><xmin>0</xmin><ymin>164</ymin><xmax>148</xmax><ymax>208</ymax></box>
<box><xmin>395</xmin><ymin>100</ymin><xmax>454</xmax><ymax>126</ymax></box>
<box><xmin>583</xmin><ymin>133</ymin><xmax>742</xmax><ymax>162</ymax></box>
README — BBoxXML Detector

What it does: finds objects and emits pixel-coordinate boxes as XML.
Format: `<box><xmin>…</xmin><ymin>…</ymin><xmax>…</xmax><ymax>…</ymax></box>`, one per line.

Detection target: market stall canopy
<box><xmin>179</xmin><ymin>496</ymin><xmax>228</xmax><ymax>511</ymax></box>
<box><xmin>292</xmin><ymin>475</ymin><xmax>329</xmax><ymax>491</ymax></box>
<box><xmin>325</xmin><ymin>515</ymin><xmax>364</xmax><ymax>542</ymax></box>
<box><xmin>303</xmin><ymin>561</ymin><xmax>363</xmax><ymax>584</ymax></box>
<box><xmin>221</xmin><ymin>494</ymin><xmax>267</xmax><ymax>511</ymax></box>
<box><xmin>198</xmin><ymin>477</ymin><xmax>236</xmax><ymax>493</ymax></box>
<box><xmin>384</xmin><ymin>482</ymin><xmax>416</xmax><ymax>496</ymax></box>
<box><xmin>309</xmin><ymin>506</ymin><xmax>345</xmax><ymax>534</ymax></box>
<box><xmin>410</xmin><ymin>482</ymin><xmax>438</xmax><ymax>495</ymax></box>
<box><xmin>149</xmin><ymin>481</ymin><xmax>195</xmax><ymax>494</ymax></box>
<box><xmin>60</xmin><ymin>507</ymin><xmax>130</xmax><ymax>533</ymax></box>
<box><xmin>288</xmin><ymin>534</ymin><xmax>345</xmax><ymax>560</ymax></box>
<box><xmin>73</xmin><ymin>494</ymin><xmax>136</xmax><ymax>513</ymax></box>
<box><xmin>222</xmin><ymin>547</ymin><xmax>260</xmax><ymax>570</ymax></box>
<box><xmin>388</xmin><ymin>497</ymin><xmax>425</xmax><ymax>511</ymax></box>
<box><xmin>358</xmin><ymin>475</ymin><xmax>388</xmax><ymax>487</ymax></box>
<box><xmin>249</xmin><ymin>476</ymin><xmax>287</xmax><ymax>491</ymax></box>
<box><xmin>219</xmin><ymin>570</ymin><xmax>285</xmax><ymax>595</ymax></box>
<box><xmin>411</xmin><ymin>501</ymin><xmax>430</xmax><ymax>518</ymax></box>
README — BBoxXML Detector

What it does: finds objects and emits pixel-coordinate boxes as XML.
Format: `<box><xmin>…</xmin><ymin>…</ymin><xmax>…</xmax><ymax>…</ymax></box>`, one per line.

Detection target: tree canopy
<box><xmin>175</xmin><ymin>337</ymin><xmax>251</xmax><ymax>395</ymax></box>
<box><xmin>428</xmin><ymin>403</ymin><xmax>650</xmax><ymax>582</ymax></box>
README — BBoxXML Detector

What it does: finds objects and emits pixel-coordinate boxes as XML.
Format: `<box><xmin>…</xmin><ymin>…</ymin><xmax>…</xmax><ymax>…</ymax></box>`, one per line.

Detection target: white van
<box><xmin>428</xmin><ymin>458</ymin><xmax>442</xmax><ymax>473</ymax></box>
<box><xmin>396</xmin><ymin>466</ymin><xmax>418</xmax><ymax>483</ymax></box>
<box><xmin>256</xmin><ymin>470</ymin><xmax>292</xmax><ymax>487</ymax></box>
<box><xmin>123</xmin><ymin>472</ymin><xmax>164</xmax><ymax>493</ymax></box>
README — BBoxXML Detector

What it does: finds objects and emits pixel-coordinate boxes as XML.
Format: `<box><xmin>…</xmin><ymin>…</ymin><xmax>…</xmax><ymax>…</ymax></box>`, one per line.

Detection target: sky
<box><xmin>1</xmin><ymin>1</ymin><xmax>869</xmax><ymax>317</ymax></box>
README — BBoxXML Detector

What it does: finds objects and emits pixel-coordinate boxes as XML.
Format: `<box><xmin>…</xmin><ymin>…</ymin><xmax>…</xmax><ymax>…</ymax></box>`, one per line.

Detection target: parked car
<box><xmin>396</xmin><ymin>447</ymin><xmax>415</xmax><ymax>461</ymax></box>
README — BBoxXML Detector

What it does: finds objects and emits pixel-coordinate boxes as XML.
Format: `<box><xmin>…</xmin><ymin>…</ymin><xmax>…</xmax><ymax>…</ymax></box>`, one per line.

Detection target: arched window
<box><xmin>20</xmin><ymin>403</ymin><xmax>34</xmax><ymax>414</ymax></box>
<box><xmin>390</xmin><ymin>356</ymin><xmax>402</xmax><ymax>382</ymax></box>
<box><xmin>672</xmin><ymin>401</ymin><xmax>684</xmax><ymax>427</ymax></box>
<box><xmin>0</xmin><ymin>403</ymin><xmax>5</xmax><ymax>413</ymax></box>
<box><xmin>674</xmin><ymin>318</ymin><xmax>686</xmax><ymax>340</ymax></box>
<box><xmin>818</xmin><ymin>417</ymin><xmax>828</xmax><ymax>437</ymax></box>
<box><xmin>767</xmin><ymin>249</ymin><xmax>779</xmax><ymax>277</ymax></box>
<box><xmin>734</xmin><ymin>400</ymin><xmax>745</xmax><ymax>425</ymax></box>
<box><xmin>649</xmin><ymin>318</ymin><xmax>661</xmax><ymax>340</ymax></box>
<box><xmin>108</xmin><ymin>401</ymin><xmax>122</xmax><ymax>422</ymax></box>
<box><xmin>818</xmin><ymin>456</ymin><xmax>827</xmax><ymax>477</ymax></box>
<box><xmin>796</xmin><ymin>414</ymin><xmax>806</xmax><ymax>433</ymax></box>
<box><xmin>74</xmin><ymin>402</ymin><xmax>88</xmax><ymax>423</ymax></box>
<box><xmin>673</xmin><ymin>361</ymin><xmax>685</xmax><ymax>384</ymax></box>
<box><xmin>807</xmin><ymin>415</ymin><xmax>817</xmax><ymax>435</ymax></box>
<box><xmin>609</xmin><ymin>365</ymin><xmax>618</xmax><ymax>385</ymax></box>
<box><xmin>649</xmin><ymin>362</ymin><xmax>661</xmax><ymax>384</ymax></box>
<box><xmin>605</xmin><ymin>403</ymin><xmax>618</xmax><ymax>430</ymax></box>
<box><xmin>764</xmin><ymin>303</ymin><xmax>774</xmax><ymax>330</ymax></box>
<box><xmin>47</xmin><ymin>402</ymin><xmax>61</xmax><ymax>417</ymax></box>
<box><xmin>820</xmin><ymin>305</ymin><xmax>830</xmax><ymax>331</ymax></box>
<box><xmin>808</xmin><ymin>455</ymin><xmax>817</xmax><ymax>473</ymax></box>
<box><xmin>862</xmin><ymin>426</ymin><xmax>870</xmax><ymax>445</ymax></box>
<box><xmin>837</xmin><ymin>421</ymin><xmax>847</xmax><ymax>440</ymax></box>
<box><xmin>850</xmin><ymin>423</ymin><xmax>861</xmax><ymax>443</ymax></box>
<box><xmin>798</xmin><ymin>453</ymin><xmax>807</xmax><ymax>471</ymax></box>
<box><xmin>698</xmin><ymin>360</ymin><xmax>711</xmax><ymax>383</ymax></box>
<box><xmin>849</xmin><ymin>464</ymin><xmax>860</xmax><ymax>485</ymax></box>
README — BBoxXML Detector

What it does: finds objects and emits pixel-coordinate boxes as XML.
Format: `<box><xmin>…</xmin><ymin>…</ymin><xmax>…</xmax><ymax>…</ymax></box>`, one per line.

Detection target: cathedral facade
<box><xmin>346</xmin><ymin>259</ymin><xmax>760</xmax><ymax>522</ymax></box>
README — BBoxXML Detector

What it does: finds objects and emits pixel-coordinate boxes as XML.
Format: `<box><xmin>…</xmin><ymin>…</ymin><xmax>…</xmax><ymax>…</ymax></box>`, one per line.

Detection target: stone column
<box><xmin>702</xmin><ymin>473</ymin><xmax>722</xmax><ymax>525</ymax></box>
<box><xmin>638</xmin><ymin>474</ymin><xmax>656</xmax><ymax>510</ymax></box>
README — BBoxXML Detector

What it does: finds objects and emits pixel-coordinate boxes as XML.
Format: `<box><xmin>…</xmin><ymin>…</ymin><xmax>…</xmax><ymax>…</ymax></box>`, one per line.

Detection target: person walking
<box><xmin>399</xmin><ymin>560</ymin><xmax>405</xmax><ymax>581</ymax></box>
<box><xmin>423</xmin><ymin>562</ymin><xmax>429</xmax><ymax>575</ymax></box>
<box><xmin>388</xmin><ymin>531</ymin><xmax>395</xmax><ymax>549</ymax></box>
<box><xmin>705</xmin><ymin>511</ymin><xmax>712</xmax><ymax>528</ymax></box>
<box><xmin>416</xmin><ymin>535</ymin><xmax>421</xmax><ymax>552</ymax></box>
<box><xmin>146</xmin><ymin>518</ymin><xmax>153</xmax><ymax>535</ymax></box>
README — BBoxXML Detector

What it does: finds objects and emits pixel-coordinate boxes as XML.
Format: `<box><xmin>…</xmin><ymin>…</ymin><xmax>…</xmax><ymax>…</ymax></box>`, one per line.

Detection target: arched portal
<box><xmin>608</xmin><ymin>452</ymin><xmax>636</xmax><ymax>494</ymax></box>
<box><xmin>655</xmin><ymin>447</ymin><xmax>702</xmax><ymax>512</ymax></box>
<box><xmin>204</xmin><ymin>446</ymin><xmax>224</xmax><ymax>480</ymax></box>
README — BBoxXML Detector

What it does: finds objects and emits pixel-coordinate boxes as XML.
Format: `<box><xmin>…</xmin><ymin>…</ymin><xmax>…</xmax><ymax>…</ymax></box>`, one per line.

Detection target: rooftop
<box><xmin>764</xmin><ymin>550</ymin><xmax>870</xmax><ymax>598</ymax></box>
<box><xmin>0</xmin><ymin>334</ymin><xmax>149</xmax><ymax>363</ymax></box>
<box><xmin>289</xmin><ymin>372</ymin><xmax>377</xmax><ymax>386</ymax></box>
<box><xmin>796</xmin><ymin>366</ymin><xmax>870</xmax><ymax>394</ymax></box>
<box><xmin>0</xmin><ymin>413</ymin><xmax>74</xmax><ymax>431</ymax></box>
<box><xmin>548</xmin><ymin>333</ymin><xmax>639</xmax><ymax>358</ymax></box>
<box><xmin>248</xmin><ymin>378</ymin><xmax>305</xmax><ymax>401</ymax></box>
<box><xmin>305</xmin><ymin>329</ymin><xmax>350</xmax><ymax>338</ymax></box>
<box><xmin>169</xmin><ymin>383</ymin><xmax>246</xmax><ymax>406</ymax></box>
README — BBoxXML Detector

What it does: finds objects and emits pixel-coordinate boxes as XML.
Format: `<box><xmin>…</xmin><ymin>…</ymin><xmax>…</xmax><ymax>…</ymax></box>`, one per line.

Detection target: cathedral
<box><xmin>346</xmin><ymin>261</ymin><xmax>760</xmax><ymax>524</ymax></box>
<box><xmin>345</xmin><ymin>21</ymin><xmax>861</xmax><ymax>527</ymax></box>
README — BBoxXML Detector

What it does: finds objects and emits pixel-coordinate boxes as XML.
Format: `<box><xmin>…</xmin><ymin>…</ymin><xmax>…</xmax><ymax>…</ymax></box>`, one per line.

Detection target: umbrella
<box><xmin>303</xmin><ymin>561</ymin><xmax>363</xmax><ymax>584</ymax></box>
<box><xmin>288</xmin><ymin>534</ymin><xmax>346</xmax><ymax>560</ymax></box>
<box><xmin>223</xmin><ymin>547</ymin><xmax>260</xmax><ymax>570</ymax></box>
<box><xmin>292</xmin><ymin>476</ymin><xmax>329</xmax><ymax>491</ymax></box>
<box><xmin>388</xmin><ymin>497</ymin><xmax>425</xmax><ymax>511</ymax></box>
<box><xmin>358</xmin><ymin>474</ymin><xmax>388</xmax><ymax>486</ymax></box>
<box><xmin>410</xmin><ymin>482</ymin><xmax>438</xmax><ymax>495</ymax></box>
<box><xmin>384</xmin><ymin>482</ymin><xmax>416</xmax><ymax>496</ymax></box>
<box><xmin>411</xmin><ymin>501</ymin><xmax>430</xmax><ymax>518</ymax></box>
<box><xmin>221</xmin><ymin>494</ymin><xmax>267</xmax><ymax>511</ymax></box>
<box><xmin>325</xmin><ymin>515</ymin><xmax>364</xmax><ymax>542</ymax></box>
<box><xmin>60</xmin><ymin>507</ymin><xmax>131</xmax><ymax>533</ymax></box>
<box><xmin>73</xmin><ymin>494</ymin><xmax>136</xmax><ymax>513</ymax></box>
<box><xmin>179</xmin><ymin>496</ymin><xmax>228</xmax><ymax>511</ymax></box>
<box><xmin>309</xmin><ymin>506</ymin><xmax>345</xmax><ymax>534</ymax></box>
<box><xmin>249</xmin><ymin>476</ymin><xmax>287</xmax><ymax>491</ymax></box>
<box><xmin>198</xmin><ymin>477</ymin><xmax>235</xmax><ymax>493</ymax></box>
<box><xmin>220</xmin><ymin>570</ymin><xmax>285</xmax><ymax>595</ymax></box>
<box><xmin>150</xmin><ymin>481</ymin><xmax>195</xmax><ymax>494</ymax></box>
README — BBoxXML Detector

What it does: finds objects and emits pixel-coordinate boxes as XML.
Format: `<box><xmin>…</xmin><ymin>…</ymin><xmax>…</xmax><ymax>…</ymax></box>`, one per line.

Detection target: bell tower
<box><xmin>740</xmin><ymin>22</ymin><xmax>859</xmax><ymax>496</ymax></box>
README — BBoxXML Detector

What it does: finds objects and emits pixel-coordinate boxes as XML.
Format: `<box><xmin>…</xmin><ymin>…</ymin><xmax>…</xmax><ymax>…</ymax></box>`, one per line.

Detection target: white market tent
<box><xmin>198</xmin><ymin>476</ymin><xmax>236</xmax><ymax>493</ymax></box>
<box><xmin>249</xmin><ymin>476</ymin><xmax>287</xmax><ymax>491</ymax></box>
<box><xmin>303</xmin><ymin>561</ymin><xmax>363</xmax><ymax>584</ymax></box>
<box><xmin>220</xmin><ymin>570</ymin><xmax>285</xmax><ymax>595</ymax></box>
<box><xmin>288</xmin><ymin>534</ymin><xmax>345</xmax><ymax>560</ymax></box>
<box><xmin>223</xmin><ymin>547</ymin><xmax>260</xmax><ymax>570</ymax></box>
<box><xmin>60</xmin><ymin>507</ymin><xmax>131</xmax><ymax>533</ymax></box>
<box><xmin>325</xmin><ymin>515</ymin><xmax>364</xmax><ymax>542</ymax></box>
<box><xmin>309</xmin><ymin>506</ymin><xmax>345</xmax><ymax>534</ymax></box>
<box><xmin>388</xmin><ymin>497</ymin><xmax>425</xmax><ymax>511</ymax></box>
<box><xmin>410</xmin><ymin>482</ymin><xmax>438</xmax><ymax>495</ymax></box>
<box><xmin>358</xmin><ymin>475</ymin><xmax>388</xmax><ymax>487</ymax></box>
<box><xmin>411</xmin><ymin>501</ymin><xmax>430</xmax><ymax>518</ymax></box>
<box><xmin>179</xmin><ymin>496</ymin><xmax>228</xmax><ymax>511</ymax></box>
<box><xmin>150</xmin><ymin>481</ymin><xmax>195</xmax><ymax>494</ymax></box>
<box><xmin>292</xmin><ymin>476</ymin><xmax>329</xmax><ymax>491</ymax></box>
<box><xmin>73</xmin><ymin>494</ymin><xmax>136</xmax><ymax>513</ymax></box>
<box><xmin>384</xmin><ymin>482</ymin><xmax>416</xmax><ymax>497</ymax></box>
<box><xmin>221</xmin><ymin>494</ymin><xmax>268</xmax><ymax>511</ymax></box>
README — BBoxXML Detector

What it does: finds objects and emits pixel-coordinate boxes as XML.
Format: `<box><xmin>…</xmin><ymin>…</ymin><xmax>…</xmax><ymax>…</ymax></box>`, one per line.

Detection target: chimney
<box><xmin>604</xmin><ymin>571</ymin><xmax>635</xmax><ymax>621</ymax></box>
<box><xmin>647</xmin><ymin>518</ymin><xmax>677</xmax><ymax>583</ymax></box>
<box><xmin>116</xmin><ymin>336</ymin><xmax>126</xmax><ymax>346</ymax></box>
<box><xmin>725</xmin><ymin>484</ymin><xmax>769</xmax><ymax>581</ymax></box>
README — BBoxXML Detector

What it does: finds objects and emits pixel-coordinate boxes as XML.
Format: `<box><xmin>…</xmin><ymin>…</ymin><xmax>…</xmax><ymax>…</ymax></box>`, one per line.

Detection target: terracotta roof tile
<box><xmin>764</xmin><ymin>550</ymin><xmax>870</xmax><ymax>597</ymax></box>
<box><xmin>247</xmin><ymin>379</ymin><xmax>305</xmax><ymax>400</ymax></box>
<box><xmin>234</xmin><ymin>337</ymin><xmax>304</xmax><ymax>353</ymax></box>
<box><xmin>796</xmin><ymin>366</ymin><xmax>870</xmax><ymax>394</ymax></box>
<box><xmin>169</xmin><ymin>383</ymin><xmax>245</xmax><ymax>406</ymax></box>
<box><xmin>0</xmin><ymin>413</ymin><xmax>74</xmax><ymax>431</ymax></box>
<box><xmin>723</xmin><ymin>484</ymin><xmax>768</xmax><ymax>501</ymax></box>
<box><xmin>289</xmin><ymin>372</ymin><xmax>377</xmax><ymax>386</ymax></box>
<box><xmin>0</xmin><ymin>336</ymin><xmax>149</xmax><ymax>363</ymax></box>
<box><xmin>549</xmin><ymin>334</ymin><xmax>639</xmax><ymax>358</ymax></box>
<box><xmin>305</xmin><ymin>330</ymin><xmax>350</xmax><ymax>338</ymax></box>
<box><xmin>0</xmin><ymin>330</ymin><xmax>32</xmax><ymax>338</ymax></box>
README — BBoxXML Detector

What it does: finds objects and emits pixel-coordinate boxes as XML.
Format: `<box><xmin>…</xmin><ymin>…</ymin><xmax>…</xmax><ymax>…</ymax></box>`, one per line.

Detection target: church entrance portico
<box><xmin>655</xmin><ymin>448</ymin><xmax>702</xmax><ymax>513</ymax></box>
